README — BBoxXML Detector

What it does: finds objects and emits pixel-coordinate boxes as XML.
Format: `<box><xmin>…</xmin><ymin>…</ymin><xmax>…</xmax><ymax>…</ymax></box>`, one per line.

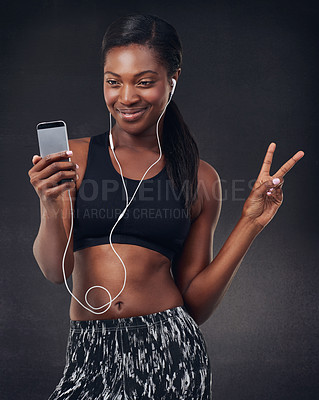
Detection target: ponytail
<box><xmin>163</xmin><ymin>100</ymin><xmax>199</xmax><ymax>218</ymax></box>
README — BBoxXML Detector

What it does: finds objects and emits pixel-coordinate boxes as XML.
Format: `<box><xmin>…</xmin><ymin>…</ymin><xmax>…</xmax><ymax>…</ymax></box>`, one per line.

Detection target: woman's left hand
<box><xmin>242</xmin><ymin>142</ymin><xmax>304</xmax><ymax>229</ymax></box>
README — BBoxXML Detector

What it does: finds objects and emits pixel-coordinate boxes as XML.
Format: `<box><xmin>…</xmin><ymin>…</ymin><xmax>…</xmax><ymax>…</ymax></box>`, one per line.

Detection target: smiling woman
<box><xmin>28</xmin><ymin>12</ymin><xmax>303</xmax><ymax>400</ymax></box>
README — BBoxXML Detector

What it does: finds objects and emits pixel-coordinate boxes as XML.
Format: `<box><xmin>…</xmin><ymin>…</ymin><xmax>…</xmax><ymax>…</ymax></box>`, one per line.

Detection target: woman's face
<box><xmin>103</xmin><ymin>44</ymin><xmax>174</xmax><ymax>136</ymax></box>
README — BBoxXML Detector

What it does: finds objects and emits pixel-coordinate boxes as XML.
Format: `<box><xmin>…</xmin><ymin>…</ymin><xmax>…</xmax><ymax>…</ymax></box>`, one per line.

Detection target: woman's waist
<box><xmin>69</xmin><ymin>266</ymin><xmax>183</xmax><ymax>321</ymax></box>
<box><xmin>69</xmin><ymin>287</ymin><xmax>184</xmax><ymax>321</ymax></box>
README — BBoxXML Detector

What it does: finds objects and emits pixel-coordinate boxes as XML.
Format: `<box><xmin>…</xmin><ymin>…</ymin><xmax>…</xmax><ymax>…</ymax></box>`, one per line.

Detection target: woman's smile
<box><xmin>116</xmin><ymin>106</ymin><xmax>150</xmax><ymax>122</ymax></box>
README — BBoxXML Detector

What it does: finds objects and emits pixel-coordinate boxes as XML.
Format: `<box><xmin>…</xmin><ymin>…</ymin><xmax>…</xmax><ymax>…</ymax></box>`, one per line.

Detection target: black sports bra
<box><xmin>73</xmin><ymin>132</ymin><xmax>192</xmax><ymax>262</ymax></box>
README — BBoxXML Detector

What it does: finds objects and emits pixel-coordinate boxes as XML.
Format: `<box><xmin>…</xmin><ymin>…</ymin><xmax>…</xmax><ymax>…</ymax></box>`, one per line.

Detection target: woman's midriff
<box><xmin>69</xmin><ymin>243</ymin><xmax>184</xmax><ymax>321</ymax></box>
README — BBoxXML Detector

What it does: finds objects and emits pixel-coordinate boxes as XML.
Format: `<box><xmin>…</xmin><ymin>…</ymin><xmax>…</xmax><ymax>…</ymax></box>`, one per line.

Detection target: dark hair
<box><xmin>101</xmin><ymin>14</ymin><xmax>199</xmax><ymax>217</ymax></box>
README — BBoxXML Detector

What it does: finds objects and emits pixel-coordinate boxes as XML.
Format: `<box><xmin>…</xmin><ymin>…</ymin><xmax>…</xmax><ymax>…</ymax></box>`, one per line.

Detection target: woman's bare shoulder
<box><xmin>190</xmin><ymin>159</ymin><xmax>220</xmax><ymax>222</ymax></box>
<box><xmin>69</xmin><ymin>136</ymin><xmax>91</xmax><ymax>148</ymax></box>
<box><xmin>198</xmin><ymin>158</ymin><xmax>221</xmax><ymax>209</ymax></box>
<box><xmin>68</xmin><ymin>137</ymin><xmax>91</xmax><ymax>161</ymax></box>
<box><xmin>198</xmin><ymin>159</ymin><xmax>220</xmax><ymax>184</ymax></box>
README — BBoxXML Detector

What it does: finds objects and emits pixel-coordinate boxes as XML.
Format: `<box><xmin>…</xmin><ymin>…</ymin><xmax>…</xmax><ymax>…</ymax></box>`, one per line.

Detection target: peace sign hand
<box><xmin>241</xmin><ymin>143</ymin><xmax>304</xmax><ymax>229</ymax></box>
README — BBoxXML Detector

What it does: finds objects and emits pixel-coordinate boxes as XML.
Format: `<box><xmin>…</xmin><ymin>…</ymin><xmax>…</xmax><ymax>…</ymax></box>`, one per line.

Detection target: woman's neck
<box><xmin>111</xmin><ymin>120</ymin><xmax>165</xmax><ymax>151</ymax></box>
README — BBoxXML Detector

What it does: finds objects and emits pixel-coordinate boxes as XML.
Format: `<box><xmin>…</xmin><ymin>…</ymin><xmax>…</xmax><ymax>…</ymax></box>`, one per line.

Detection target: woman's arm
<box><xmin>29</xmin><ymin>147</ymin><xmax>78</xmax><ymax>284</ymax></box>
<box><xmin>174</xmin><ymin>143</ymin><xmax>304</xmax><ymax>325</ymax></box>
<box><xmin>32</xmin><ymin>190</ymin><xmax>75</xmax><ymax>284</ymax></box>
<box><xmin>183</xmin><ymin>216</ymin><xmax>262</xmax><ymax>325</ymax></box>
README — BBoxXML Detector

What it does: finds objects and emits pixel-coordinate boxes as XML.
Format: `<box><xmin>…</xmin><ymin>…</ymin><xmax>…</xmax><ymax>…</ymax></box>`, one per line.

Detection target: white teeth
<box><xmin>117</xmin><ymin>108</ymin><xmax>147</xmax><ymax>119</ymax></box>
<box><xmin>119</xmin><ymin>109</ymin><xmax>146</xmax><ymax>115</ymax></box>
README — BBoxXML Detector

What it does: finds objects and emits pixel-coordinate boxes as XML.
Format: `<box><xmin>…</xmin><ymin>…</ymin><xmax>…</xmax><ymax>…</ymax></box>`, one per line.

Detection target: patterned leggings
<box><xmin>48</xmin><ymin>305</ymin><xmax>213</xmax><ymax>399</ymax></box>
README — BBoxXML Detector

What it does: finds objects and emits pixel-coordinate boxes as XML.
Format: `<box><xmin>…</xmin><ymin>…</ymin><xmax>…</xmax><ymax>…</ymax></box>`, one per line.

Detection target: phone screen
<box><xmin>36</xmin><ymin>121</ymin><xmax>69</xmax><ymax>158</ymax></box>
<box><xmin>36</xmin><ymin>120</ymin><xmax>71</xmax><ymax>184</ymax></box>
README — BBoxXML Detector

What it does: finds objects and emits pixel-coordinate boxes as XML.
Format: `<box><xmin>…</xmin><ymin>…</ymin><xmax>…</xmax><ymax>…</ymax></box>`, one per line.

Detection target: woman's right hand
<box><xmin>28</xmin><ymin>150</ymin><xmax>79</xmax><ymax>211</ymax></box>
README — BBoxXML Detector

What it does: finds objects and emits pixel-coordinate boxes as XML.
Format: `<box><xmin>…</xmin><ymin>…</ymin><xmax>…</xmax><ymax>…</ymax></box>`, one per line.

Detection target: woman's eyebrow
<box><xmin>104</xmin><ymin>70</ymin><xmax>159</xmax><ymax>77</ymax></box>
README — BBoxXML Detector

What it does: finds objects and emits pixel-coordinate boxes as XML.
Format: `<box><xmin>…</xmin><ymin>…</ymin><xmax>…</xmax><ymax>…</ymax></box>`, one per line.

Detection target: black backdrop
<box><xmin>1</xmin><ymin>0</ymin><xmax>318</xmax><ymax>399</ymax></box>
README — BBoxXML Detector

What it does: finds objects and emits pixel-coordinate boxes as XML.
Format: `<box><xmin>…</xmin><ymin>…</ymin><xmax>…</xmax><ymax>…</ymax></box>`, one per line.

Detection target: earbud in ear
<box><xmin>170</xmin><ymin>78</ymin><xmax>177</xmax><ymax>98</ymax></box>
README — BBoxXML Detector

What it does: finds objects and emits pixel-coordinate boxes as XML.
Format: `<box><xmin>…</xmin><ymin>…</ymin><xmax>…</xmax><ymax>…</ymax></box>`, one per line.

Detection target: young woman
<box><xmin>28</xmin><ymin>14</ymin><xmax>304</xmax><ymax>400</ymax></box>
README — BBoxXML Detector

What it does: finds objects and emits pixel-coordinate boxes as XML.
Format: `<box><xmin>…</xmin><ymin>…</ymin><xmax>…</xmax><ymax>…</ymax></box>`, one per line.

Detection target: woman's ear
<box><xmin>172</xmin><ymin>68</ymin><xmax>181</xmax><ymax>84</ymax></box>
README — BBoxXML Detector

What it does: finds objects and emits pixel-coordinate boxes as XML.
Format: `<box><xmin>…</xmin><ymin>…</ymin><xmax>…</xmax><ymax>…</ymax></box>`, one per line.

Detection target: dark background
<box><xmin>1</xmin><ymin>0</ymin><xmax>318</xmax><ymax>399</ymax></box>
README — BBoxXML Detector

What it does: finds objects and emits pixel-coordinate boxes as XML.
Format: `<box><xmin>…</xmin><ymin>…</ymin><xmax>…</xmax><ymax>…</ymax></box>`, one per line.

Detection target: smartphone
<box><xmin>36</xmin><ymin>120</ymin><xmax>72</xmax><ymax>185</ymax></box>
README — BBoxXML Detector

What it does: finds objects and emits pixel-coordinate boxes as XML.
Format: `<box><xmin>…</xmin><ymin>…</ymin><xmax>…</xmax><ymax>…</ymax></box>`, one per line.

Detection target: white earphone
<box><xmin>62</xmin><ymin>78</ymin><xmax>177</xmax><ymax>314</ymax></box>
<box><xmin>170</xmin><ymin>78</ymin><xmax>177</xmax><ymax>98</ymax></box>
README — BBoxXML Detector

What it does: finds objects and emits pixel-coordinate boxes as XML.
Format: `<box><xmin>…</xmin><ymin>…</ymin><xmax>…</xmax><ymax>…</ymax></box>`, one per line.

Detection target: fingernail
<box><xmin>66</xmin><ymin>150</ymin><xmax>73</xmax><ymax>155</ymax></box>
<box><xmin>76</xmin><ymin>174</ymin><xmax>79</xmax><ymax>180</ymax></box>
<box><xmin>269</xmin><ymin>187</ymin><xmax>274</xmax><ymax>192</ymax></box>
<box><xmin>267</xmin><ymin>191</ymin><xmax>272</xmax><ymax>196</ymax></box>
<box><xmin>75</xmin><ymin>163</ymin><xmax>79</xmax><ymax>169</ymax></box>
<box><xmin>272</xmin><ymin>178</ymin><xmax>280</xmax><ymax>185</ymax></box>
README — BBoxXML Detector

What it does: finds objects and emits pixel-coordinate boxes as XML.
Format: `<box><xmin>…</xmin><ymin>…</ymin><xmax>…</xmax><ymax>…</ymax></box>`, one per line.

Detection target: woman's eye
<box><xmin>139</xmin><ymin>81</ymin><xmax>154</xmax><ymax>86</ymax></box>
<box><xmin>106</xmin><ymin>79</ymin><xmax>119</xmax><ymax>86</ymax></box>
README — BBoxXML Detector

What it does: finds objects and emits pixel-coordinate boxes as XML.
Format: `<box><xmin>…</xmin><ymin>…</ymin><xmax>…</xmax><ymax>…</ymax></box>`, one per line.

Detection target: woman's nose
<box><xmin>119</xmin><ymin>85</ymin><xmax>140</xmax><ymax>105</ymax></box>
